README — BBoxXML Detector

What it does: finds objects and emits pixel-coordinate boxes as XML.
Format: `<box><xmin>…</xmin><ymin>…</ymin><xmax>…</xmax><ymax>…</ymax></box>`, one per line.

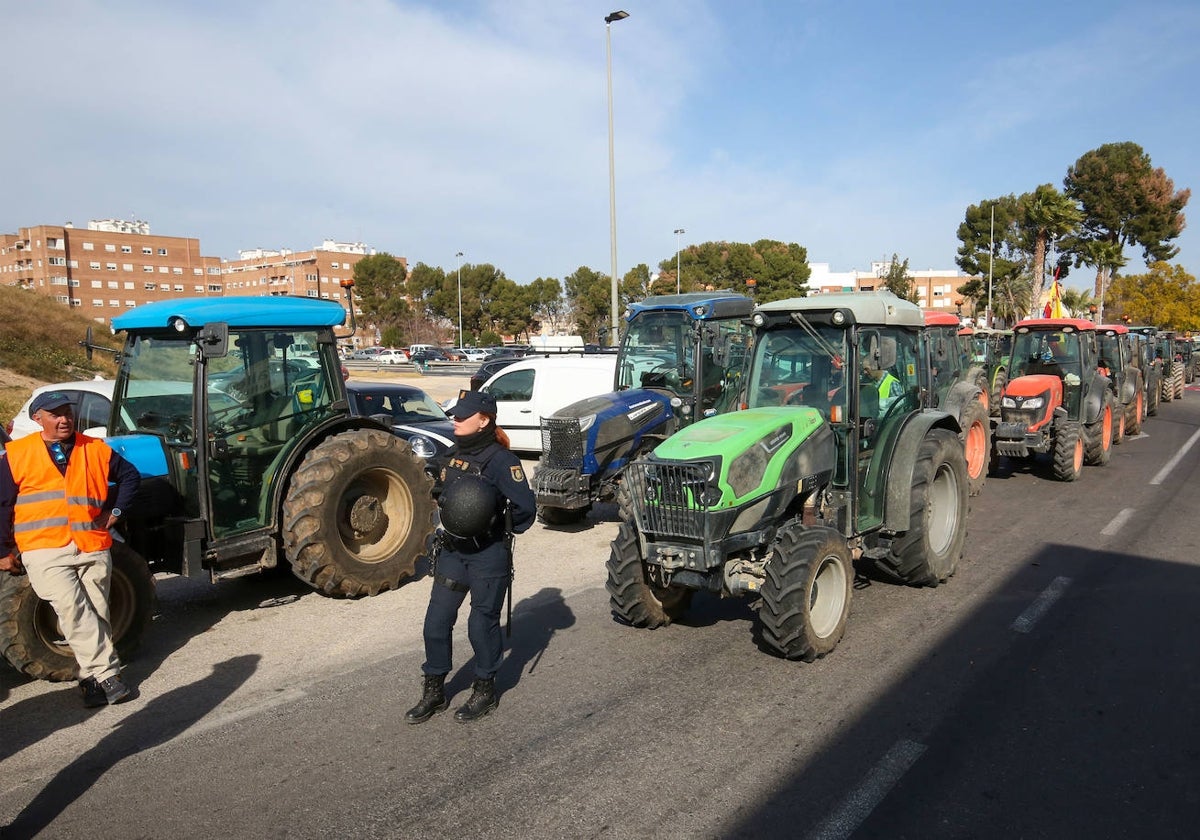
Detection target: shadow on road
<box><xmin>495</xmin><ymin>587</ymin><xmax>576</xmax><ymax>695</ymax></box>
<box><xmin>3</xmin><ymin>654</ymin><xmax>259</xmax><ymax>839</ymax></box>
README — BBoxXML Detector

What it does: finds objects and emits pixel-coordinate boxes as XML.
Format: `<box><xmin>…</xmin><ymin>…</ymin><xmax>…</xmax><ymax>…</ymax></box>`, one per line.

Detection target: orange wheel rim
<box><xmin>965</xmin><ymin>421</ymin><xmax>986</xmax><ymax>479</ymax></box>
<box><xmin>1102</xmin><ymin>407</ymin><xmax>1112</xmax><ymax>451</ymax></box>
<box><xmin>1073</xmin><ymin>438</ymin><xmax>1084</xmax><ymax>472</ymax></box>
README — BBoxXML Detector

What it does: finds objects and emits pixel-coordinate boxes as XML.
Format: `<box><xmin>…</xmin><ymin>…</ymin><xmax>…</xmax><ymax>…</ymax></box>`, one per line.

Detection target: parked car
<box><xmin>345</xmin><ymin>381</ymin><xmax>455</xmax><ymax>482</ymax></box>
<box><xmin>454</xmin><ymin>347</ymin><xmax>492</xmax><ymax>362</ymax></box>
<box><xmin>469</xmin><ymin>357</ymin><xmax>523</xmax><ymax>391</ymax></box>
<box><xmin>409</xmin><ymin>348</ymin><xmax>450</xmax><ymax>364</ymax></box>
<box><xmin>350</xmin><ymin>347</ymin><xmax>385</xmax><ymax>360</ymax></box>
<box><xmin>7</xmin><ymin>380</ymin><xmax>116</xmax><ymax>439</ymax></box>
<box><xmin>374</xmin><ymin>348</ymin><xmax>411</xmax><ymax>365</ymax></box>
<box><xmin>450</xmin><ymin>355</ymin><xmax>619</xmax><ymax>453</ymax></box>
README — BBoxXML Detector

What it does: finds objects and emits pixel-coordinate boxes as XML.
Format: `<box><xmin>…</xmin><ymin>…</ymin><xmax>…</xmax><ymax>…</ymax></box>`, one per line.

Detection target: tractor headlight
<box><xmin>577</xmin><ymin>413</ymin><xmax>597</xmax><ymax>433</ymax></box>
<box><xmin>407</xmin><ymin>435</ymin><xmax>437</xmax><ymax>459</ymax></box>
<box><xmin>1021</xmin><ymin>396</ymin><xmax>1045</xmax><ymax>410</ymax></box>
<box><xmin>1002</xmin><ymin>396</ymin><xmax>1017</xmax><ymax>408</ymax></box>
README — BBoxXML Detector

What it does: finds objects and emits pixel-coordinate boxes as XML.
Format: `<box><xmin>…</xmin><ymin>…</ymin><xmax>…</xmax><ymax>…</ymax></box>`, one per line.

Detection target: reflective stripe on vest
<box><xmin>6</xmin><ymin>433</ymin><xmax>114</xmax><ymax>553</ymax></box>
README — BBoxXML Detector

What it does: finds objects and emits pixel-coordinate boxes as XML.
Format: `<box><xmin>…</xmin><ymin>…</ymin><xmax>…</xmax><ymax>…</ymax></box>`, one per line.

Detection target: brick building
<box><xmin>808</xmin><ymin>261</ymin><xmax>978</xmax><ymax>314</ymax></box>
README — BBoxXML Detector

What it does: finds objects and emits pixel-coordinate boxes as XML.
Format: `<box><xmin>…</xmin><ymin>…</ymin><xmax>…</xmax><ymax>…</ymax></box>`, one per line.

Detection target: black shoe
<box><xmin>79</xmin><ymin>677</ymin><xmax>107</xmax><ymax>709</ymax></box>
<box><xmin>454</xmin><ymin>678</ymin><xmax>498</xmax><ymax>723</ymax></box>
<box><xmin>405</xmin><ymin>674</ymin><xmax>448</xmax><ymax>724</ymax></box>
<box><xmin>99</xmin><ymin>675</ymin><xmax>132</xmax><ymax>705</ymax></box>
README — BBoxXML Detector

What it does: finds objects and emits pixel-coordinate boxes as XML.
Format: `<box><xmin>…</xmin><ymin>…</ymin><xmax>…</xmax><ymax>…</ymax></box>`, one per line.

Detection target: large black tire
<box><xmin>1161</xmin><ymin>371</ymin><xmax>1175</xmax><ymax>402</ymax></box>
<box><xmin>1147</xmin><ymin>379</ymin><xmax>1160</xmax><ymax>416</ymax></box>
<box><xmin>1051</xmin><ymin>422</ymin><xmax>1084</xmax><ymax>482</ymax></box>
<box><xmin>0</xmin><ymin>542</ymin><xmax>156</xmax><ymax>682</ymax></box>
<box><xmin>1174</xmin><ymin>367</ymin><xmax>1185</xmax><ymax>399</ymax></box>
<box><xmin>1084</xmin><ymin>393</ymin><xmax>1114</xmax><ymax>466</ymax></box>
<box><xmin>282</xmin><ymin>429</ymin><xmax>437</xmax><ymax>597</ymax></box>
<box><xmin>989</xmin><ymin>369</ymin><xmax>1007</xmax><ymax>417</ymax></box>
<box><xmin>606</xmin><ymin>521</ymin><xmax>693</xmax><ymax>628</ymax></box>
<box><xmin>959</xmin><ymin>398</ymin><xmax>990</xmax><ymax>497</ymax></box>
<box><xmin>871</xmin><ymin>428</ymin><xmax>969</xmax><ymax>587</ymax></box>
<box><xmin>755</xmin><ymin>526</ymin><xmax>853</xmax><ymax>661</ymax></box>
<box><xmin>538</xmin><ymin>505</ymin><xmax>588</xmax><ymax>526</ymax></box>
<box><xmin>1126</xmin><ymin>388</ymin><xmax>1144</xmax><ymax>436</ymax></box>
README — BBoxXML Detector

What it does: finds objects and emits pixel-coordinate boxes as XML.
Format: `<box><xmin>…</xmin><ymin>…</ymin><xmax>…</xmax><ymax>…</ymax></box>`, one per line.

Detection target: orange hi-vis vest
<box><xmin>6</xmin><ymin>433</ymin><xmax>114</xmax><ymax>553</ymax></box>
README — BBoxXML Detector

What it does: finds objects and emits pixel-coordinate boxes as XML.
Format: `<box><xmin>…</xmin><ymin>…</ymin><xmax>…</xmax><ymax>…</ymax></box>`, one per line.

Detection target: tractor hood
<box><xmin>549</xmin><ymin>388</ymin><xmax>673</xmax><ymax>426</ymax></box>
<box><xmin>654</xmin><ymin>406</ymin><xmax>827</xmax><ymax>461</ymax></box>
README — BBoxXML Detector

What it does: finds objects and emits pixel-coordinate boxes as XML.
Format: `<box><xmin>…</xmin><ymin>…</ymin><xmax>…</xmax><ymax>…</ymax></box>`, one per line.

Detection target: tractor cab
<box><xmin>1097</xmin><ymin>324</ymin><xmax>1146</xmax><ymax>438</ymax></box>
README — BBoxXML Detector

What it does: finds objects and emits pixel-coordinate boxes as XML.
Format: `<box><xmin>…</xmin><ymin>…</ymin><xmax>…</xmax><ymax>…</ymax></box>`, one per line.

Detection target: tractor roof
<box><xmin>112</xmin><ymin>296</ymin><xmax>347</xmax><ymax>332</ymax></box>
<box><xmin>627</xmin><ymin>291</ymin><xmax>754</xmax><ymax>321</ymax></box>
<box><xmin>1097</xmin><ymin>323</ymin><xmax>1129</xmax><ymax>334</ymax></box>
<box><xmin>1013</xmin><ymin>317</ymin><xmax>1096</xmax><ymax>332</ymax></box>
<box><xmin>923</xmin><ymin>311</ymin><xmax>961</xmax><ymax>327</ymax></box>
<box><xmin>755</xmin><ymin>291</ymin><xmax>924</xmax><ymax>327</ymax></box>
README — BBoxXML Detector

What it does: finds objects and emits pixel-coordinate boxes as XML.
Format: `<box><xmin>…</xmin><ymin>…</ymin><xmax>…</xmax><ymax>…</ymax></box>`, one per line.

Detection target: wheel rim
<box><xmin>337</xmin><ymin>468</ymin><xmax>415</xmax><ymax>563</ymax></box>
<box><xmin>810</xmin><ymin>553</ymin><xmax>848</xmax><ymax>639</ymax></box>
<box><xmin>964</xmin><ymin>420</ymin><xmax>987</xmax><ymax>480</ymax></box>
<box><xmin>1073</xmin><ymin>438</ymin><xmax>1084</xmax><ymax>472</ymax></box>
<box><xmin>925</xmin><ymin>462</ymin><xmax>960</xmax><ymax>555</ymax></box>
<box><xmin>1102</xmin><ymin>406</ymin><xmax>1112</xmax><ymax>451</ymax></box>
<box><xmin>1136</xmin><ymin>391</ymin><xmax>1143</xmax><ymax>422</ymax></box>
<box><xmin>978</xmin><ymin>389</ymin><xmax>989</xmax><ymax>413</ymax></box>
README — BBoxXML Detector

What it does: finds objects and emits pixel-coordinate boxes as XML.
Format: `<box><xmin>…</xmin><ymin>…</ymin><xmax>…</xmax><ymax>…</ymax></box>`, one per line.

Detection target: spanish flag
<box><xmin>1043</xmin><ymin>270</ymin><xmax>1064</xmax><ymax>319</ymax></box>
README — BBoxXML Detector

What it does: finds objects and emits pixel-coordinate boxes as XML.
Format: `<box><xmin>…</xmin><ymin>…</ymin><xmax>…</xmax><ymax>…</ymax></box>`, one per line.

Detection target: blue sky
<box><xmin>4</xmin><ymin>0</ymin><xmax>1197</xmax><ymax>290</ymax></box>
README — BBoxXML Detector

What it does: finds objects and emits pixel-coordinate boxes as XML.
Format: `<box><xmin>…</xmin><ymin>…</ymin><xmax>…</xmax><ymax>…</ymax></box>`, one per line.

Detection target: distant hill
<box><xmin>0</xmin><ymin>285</ymin><xmax>121</xmax><ymax>422</ymax></box>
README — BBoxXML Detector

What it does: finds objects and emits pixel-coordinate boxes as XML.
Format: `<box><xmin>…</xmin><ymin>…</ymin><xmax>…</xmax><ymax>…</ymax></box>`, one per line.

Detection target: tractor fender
<box><xmin>942</xmin><ymin>381</ymin><xmax>983</xmax><ymax>424</ymax></box>
<box><xmin>1081</xmin><ymin>373</ymin><xmax>1110</xmax><ymax>425</ymax></box>
<box><xmin>882</xmin><ymin>410</ymin><xmax>961</xmax><ymax>533</ymax></box>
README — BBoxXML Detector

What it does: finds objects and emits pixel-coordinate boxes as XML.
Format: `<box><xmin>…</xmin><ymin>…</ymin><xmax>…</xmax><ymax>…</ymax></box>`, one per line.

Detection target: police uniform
<box><xmin>406</xmin><ymin>389</ymin><xmax>535</xmax><ymax>724</ymax></box>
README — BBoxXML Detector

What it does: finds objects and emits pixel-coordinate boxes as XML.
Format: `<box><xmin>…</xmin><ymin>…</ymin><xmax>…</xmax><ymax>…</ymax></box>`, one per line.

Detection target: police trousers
<box><xmin>421</xmin><ymin>542</ymin><xmax>509</xmax><ymax>680</ymax></box>
<box><xmin>22</xmin><ymin>543</ymin><xmax>122</xmax><ymax>682</ymax></box>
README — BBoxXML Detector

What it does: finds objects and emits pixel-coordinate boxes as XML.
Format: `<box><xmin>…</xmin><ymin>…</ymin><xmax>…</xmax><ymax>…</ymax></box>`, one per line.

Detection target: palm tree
<box><xmin>1079</xmin><ymin>240</ymin><xmax>1128</xmax><ymax>320</ymax></box>
<box><xmin>1023</xmin><ymin>185</ymin><xmax>1082</xmax><ymax>312</ymax></box>
<box><xmin>1060</xmin><ymin>287</ymin><xmax>1096</xmax><ymax>318</ymax></box>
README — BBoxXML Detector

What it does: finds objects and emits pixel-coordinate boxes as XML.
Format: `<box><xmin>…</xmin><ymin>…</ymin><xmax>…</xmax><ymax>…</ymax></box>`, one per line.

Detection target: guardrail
<box><xmin>342</xmin><ymin>359</ymin><xmax>478</xmax><ymax>376</ymax></box>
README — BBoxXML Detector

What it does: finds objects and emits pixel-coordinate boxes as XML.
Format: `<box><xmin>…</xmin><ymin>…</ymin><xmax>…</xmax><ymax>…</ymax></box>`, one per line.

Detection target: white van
<box><xmin>475</xmin><ymin>355</ymin><xmax>617</xmax><ymax>452</ymax></box>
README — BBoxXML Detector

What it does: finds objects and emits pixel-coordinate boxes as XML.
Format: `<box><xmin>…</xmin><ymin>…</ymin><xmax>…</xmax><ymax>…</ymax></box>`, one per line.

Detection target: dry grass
<box><xmin>0</xmin><ymin>286</ymin><xmax>122</xmax><ymax>425</ymax></box>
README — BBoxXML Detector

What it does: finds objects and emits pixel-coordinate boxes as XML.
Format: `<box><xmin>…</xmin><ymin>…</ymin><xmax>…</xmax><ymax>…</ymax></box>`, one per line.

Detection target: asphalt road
<box><xmin>3</xmin><ymin>380</ymin><xmax>1200</xmax><ymax>839</ymax></box>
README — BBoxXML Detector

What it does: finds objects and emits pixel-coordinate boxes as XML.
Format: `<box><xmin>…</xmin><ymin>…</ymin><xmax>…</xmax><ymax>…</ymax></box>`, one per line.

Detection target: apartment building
<box><xmin>808</xmin><ymin>261</ymin><xmax>978</xmax><ymax>313</ymax></box>
<box><xmin>221</xmin><ymin>240</ymin><xmax>386</xmax><ymax>309</ymax></box>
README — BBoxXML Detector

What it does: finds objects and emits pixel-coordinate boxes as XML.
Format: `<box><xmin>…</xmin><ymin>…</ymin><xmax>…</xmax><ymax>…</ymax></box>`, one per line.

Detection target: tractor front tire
<box><xmin>959</xmin><ymin>398</ymin><xmax>990</xmax><ymax>497</ymax></box>
<box><xmin>1084</xmin><ymin>393</ymin><xmax>1114</xmax><ymax>466</ymax></box>
<box><xmin>1126</xmin><ymin>389</ymin><xmax>1144</xmax><ymax>436</ymax></box>
<box><xmin>756</xmin><ymin>526</ymin><xmax>853</xmax><ymax>661</ymax></box>
<box><xmin>989</xmin><ymin>369</ymin><xmax>1007</xmax><ymax>417</ymax></box>
<box><xmin>1051</xmin><ymin>422</ymin><xmax>1085</xmax><ymax>481</ymax></box>
<box><xmin>283</xmin><ymin>429</ymin><xmax>437</xmax><ymax>597</ymax></box>
<box><xmin>873</xmin><ymin>429</ymin><xmax>969</xmax><ymax>587</ymax></box>
<box><xmin>606</xmin><ymin>521</ymin><xmax>692</xmax><ymax>628</ymax></box>
<box><xmin>0</xmin><ymin>542</ymin><xmax>156</xmax><ymax>682</ymax></box>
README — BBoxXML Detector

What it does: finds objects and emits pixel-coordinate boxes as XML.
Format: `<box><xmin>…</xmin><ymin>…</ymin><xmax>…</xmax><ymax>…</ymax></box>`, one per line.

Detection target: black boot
<box><xmin>405</xmin><ymin>674</ymin><xmax>448</xmax><ymax>724</ymax></box>
<box><xmin>454</xmin><ymin>677</ymin><xmax>498</xmax><ymax>723</ymax></box>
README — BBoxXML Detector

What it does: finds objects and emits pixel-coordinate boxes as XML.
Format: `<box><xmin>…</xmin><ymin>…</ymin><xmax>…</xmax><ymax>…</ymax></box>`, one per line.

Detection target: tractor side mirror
<box><xmin>196</xmin><ymin>322</ymin><xmax>229</xmax><ymax>359</ymax></box>
<box><xmin>878</xmin><ymin>336</ymin><xmax>897</xmax><ymax>370</ymax></box>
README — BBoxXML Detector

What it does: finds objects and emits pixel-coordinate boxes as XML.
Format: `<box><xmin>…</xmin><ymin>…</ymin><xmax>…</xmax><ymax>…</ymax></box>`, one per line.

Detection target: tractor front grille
<box><xmin>625</xmin><ymin>460</ymin><xmax>712</xmax><ymax>539</ymax></box>
<box><xmin>541</xmin><ymin>417</ymin><xmax>584</xmax><ymax>469</ymax></box>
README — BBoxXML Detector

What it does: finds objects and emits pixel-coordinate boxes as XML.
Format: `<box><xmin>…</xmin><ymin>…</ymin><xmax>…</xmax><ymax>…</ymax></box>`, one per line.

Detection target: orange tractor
<box><xmin>992</xmin><ymin>318</ymin><xmax>1116</xmax><ymax>481</ymax></box>
<box><xmin>923</xmin><ymin>311</ymin><xmax>991</xmax><ymax>495</ymax></box>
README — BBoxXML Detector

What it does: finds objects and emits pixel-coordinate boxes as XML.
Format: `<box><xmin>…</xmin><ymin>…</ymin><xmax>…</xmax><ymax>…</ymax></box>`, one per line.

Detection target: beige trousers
<box><xmin>21</xmin><ymin>543</ymin><xmax>122</xmax><ymax>682</ymax></box>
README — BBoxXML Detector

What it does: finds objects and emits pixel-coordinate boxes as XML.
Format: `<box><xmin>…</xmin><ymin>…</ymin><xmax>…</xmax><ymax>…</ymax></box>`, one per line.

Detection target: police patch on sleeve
<box><xmin>510</xmin><ymin>464</ymin><xmax>525</xmax><ymax>483</ymax></box>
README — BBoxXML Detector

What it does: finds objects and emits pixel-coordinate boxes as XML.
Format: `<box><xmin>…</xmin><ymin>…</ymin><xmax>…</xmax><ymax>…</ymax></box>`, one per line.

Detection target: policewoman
<box><xmin>405</xmin><ymin>389</ymin><xmax>535</xmax><ymax>724</ymax></box>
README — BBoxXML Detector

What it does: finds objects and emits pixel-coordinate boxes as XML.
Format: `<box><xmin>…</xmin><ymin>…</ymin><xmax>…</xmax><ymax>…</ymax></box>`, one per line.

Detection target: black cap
<box><xmin>449</xmin><ymin>389</ymin><xmax>498</xmax><ymax>419</ymax></box>
<box><xmin>29</xmin><ymin>391</ymin><xmax>73</xmax><ymax>418</ymax></box>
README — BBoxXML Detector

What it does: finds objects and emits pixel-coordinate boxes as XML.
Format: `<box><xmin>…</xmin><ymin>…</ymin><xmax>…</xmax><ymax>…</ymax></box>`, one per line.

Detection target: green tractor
<box><xmin>1156</xmin><ymin>330</ymin><xmax>1186</xmax><ymax>402</ymax></box>
<box><xmin>1</xmin><ymin>297</ymin><xmax>438</xmax><ymax>680</ymax></box>
<box><xmin>965</xmin><ymin>327</ymin><xmax>1013</xmax><ymax>414</ymax></box>
<box><xmin>606</xmin><ymin>292</ymin><xmax>970</xmax><ymax>661</ymax></box>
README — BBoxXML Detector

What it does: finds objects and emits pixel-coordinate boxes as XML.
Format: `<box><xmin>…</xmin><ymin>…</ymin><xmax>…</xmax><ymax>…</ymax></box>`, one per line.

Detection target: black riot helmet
<box><xmin>439</xmin><ymin>473</ymin><xmax>499</xmax><ymax>539</ymax></box>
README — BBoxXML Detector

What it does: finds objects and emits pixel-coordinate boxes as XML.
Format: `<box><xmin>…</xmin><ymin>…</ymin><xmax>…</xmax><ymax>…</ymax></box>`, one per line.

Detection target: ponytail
<box><xmin>484</xmin><ymin>413</ymin><xmax>512</xmax><ymax>449</ymax></box>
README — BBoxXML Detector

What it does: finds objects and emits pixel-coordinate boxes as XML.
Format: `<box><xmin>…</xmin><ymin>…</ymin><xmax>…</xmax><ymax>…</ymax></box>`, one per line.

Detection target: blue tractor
<box><xmin>533</xmin><ymin>292</ymin><xmax>754</xmax><ymax>525</ymax></box>
<box><xmin>1</xmin><ymin>297</ymin><xmax>437</xmax><ymax>680</ymax></box>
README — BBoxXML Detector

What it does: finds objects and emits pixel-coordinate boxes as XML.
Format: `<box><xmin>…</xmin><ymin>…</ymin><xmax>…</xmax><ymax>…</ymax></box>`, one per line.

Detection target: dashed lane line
<box><xmin>1101</xmin><ymin>508</ymin><xmax>1136</xmax><ymax>537</ymax></box>
<box><xmin>807</xmin><ymin>739</ymin><xmax>928</xmax><ymax>840</ymax></box>
<box><xmin>1150</xmin><ymin>427</ymin><xmax>1200</xmax><ymax>485</ymax></box>
<box><xmin>1011</xmin><ymin>576</ymin><xmax>1072</xmax><ymax>634</ymax></box>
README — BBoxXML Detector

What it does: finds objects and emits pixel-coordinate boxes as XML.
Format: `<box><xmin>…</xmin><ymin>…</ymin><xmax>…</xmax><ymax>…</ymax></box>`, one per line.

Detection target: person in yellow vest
<box><xmin>0</xmin><ymin>391</ymin><xmax>141</xmax><ymax>707</ymax></box>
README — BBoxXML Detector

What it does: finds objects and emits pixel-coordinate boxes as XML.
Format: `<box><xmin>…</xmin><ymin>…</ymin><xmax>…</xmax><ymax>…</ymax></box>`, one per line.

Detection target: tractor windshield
<box><xmin>1011</xmin><ymin>329</ymin><xmax>1085</xmax><ymax>415</ymax></box>
<box><xmin>110</xmin><ymin>335</ymin><xmax>230</xmax><ymax>445</ymax></box>
<box><xmin>616</xmin><ymin>311</ymin><xmax>694</xmax><ymax>396</ymax></box>
<box><xmin>746</xmin><ymin>325</ymin><xmax>848</xmax><ymax>418</ymax></box>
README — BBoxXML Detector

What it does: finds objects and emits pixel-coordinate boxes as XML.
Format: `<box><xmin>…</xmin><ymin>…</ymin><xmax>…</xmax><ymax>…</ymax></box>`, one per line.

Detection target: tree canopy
<box><xmin>1107</xmin><ymin>262</ymin><xmax>1200</xmax><ymax>331</ymax></box>
<box><xmin>663</xmin><ymin>239</ymin><xmax>810</xmax><ymax>303</ymax></box>
<box><xmin>878</xmin><ymin>254</ymin><xmax>918</xmax><ymax>303</ymax></box>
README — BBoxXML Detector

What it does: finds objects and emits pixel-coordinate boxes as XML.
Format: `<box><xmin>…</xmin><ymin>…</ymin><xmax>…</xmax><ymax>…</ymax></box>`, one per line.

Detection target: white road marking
<box><xmin>807</xmin><ymin>739</ymin><xmax>927</xmax><ymax>840</ymax></box>
<box><xmin>1101</xmin><ymin>508</ymin><xmax>1136</xmax><ymax>537</ymax></box>
<box><xmin>1011</xmin><ymin>576</ymin><xmax>1071</xmax><ymax>634</ymax></box>
<box><xmin>1150</xmin><ymin>427</ymin><xmax>1200</xmax><ymax>485</ymax></box>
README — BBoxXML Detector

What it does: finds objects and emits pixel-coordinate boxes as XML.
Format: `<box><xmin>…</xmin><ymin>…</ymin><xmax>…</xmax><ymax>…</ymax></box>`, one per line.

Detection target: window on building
<box><xmin>193</xmin><ymin>285</ymin><xmax>203</xmax><ymax>292</ymax></box>
<box><xmin>69</xmin><ymin>279</ymin><xmax>79</xmax><ymax>287</ymax></box>
<box><xmin>54</xmin><ymin>295</ymin><xmax>70</xmax><ymax>304</ymax></box>
<box><xmin>109</xmin><ymin>300</ymin><xmax>120</xmax><ymax>307</ymax></box>
<box><xmin>144</xmin><ymin>283</ymin><xmax>156</xmax><ymax>291</ymax></box>
<box><xmin>89</xmin><ymin>261</ymin><xmax>101</xmax><ymax>270</ymax></box>
<box><xmin>307</xmin><ymin>290</ymin><xmax>319</xmax><ymax>298</ymax></box>
<box><xmin>93</xmin><ymin>299</ymin><xmax>104</xmax><ymax>306</ymax></box>
<box><xmin>105</xmin><ymin>244</ymin><xmax>116</xmax><ymax>252</ymax></box>
<box><xmin>173</xmin><ymin>267</ymin><xmax>183</xmax><ymax>274</ymax></box>
<box><xmin>123</xmin><ymin>263</ymin><xmax>133</xmax><ymax>271</ymax></box>
<box><xmin>126</xmin><ymin>300</ymin><xmax>137</xmax><ymax>307</ymax></box>
<box><xmin>107</xmin><ymin>263</ymin><xmax>117</xmax><ymax>271</ymax></box>
<box><xmin>159</xmin><ymin>266</ymin><xmax>169</xmax><ymax>273</ymax></box>
<box><xmin>207</xmin><ymin>284</ymin><xmax>221</xmax><ymax>293</ymax></box>
<box><xmin>83</xmin><ymin>242</ymin><xmax>95</xmax><ymax>251</ymax></box>
<box><xmin>49</xmin><ymin>256</ymin><xmax>66</xmax><ymax>266</ymax></box>
<box><xmin>142</xmin><ymin>247</ymin><xmax>152</xmax><ymax>255</ymax></box>
<box><xmin>123</xmin><ymin>282</ymin><xmax>134</xmax><ymax>290</ymax></box>
<box><xmin>157</xmin><ymin>248</ymin><xmax>168</xmax><ymax>256</ymax></box>
<box><xmin>173</xmin><ymin>284</ymin><xmax>183</xmax><ymax>291</ymax></box>
<box><xmin>90</xmin><ymin>281</ymin><xmax>102</xmax><ymax>289</ymax></box>
<box><xmin>107</xmin><ymin>281</ymin><xmax>118</xmax><ymax>289</ymax></box>
<box><xmin>143</xmin><ymin>266</ymin><xmax>153</xmax><ymax>272</ymax></box>
<box><xmin>193</xmin><ymin>268</ymin><xmax>202</xmax><ymax>275</ymax></box>
<box><xmin>71</xmin><ymin>299</ymin><xmax>82</xmax><ymax>307</ymax></box>
<box><xmin>122</xmin><ymin>245</ymin><xmax>132</xmax><ymax>253</ymax></box>
<box><xmin>208</xmin><ymin>267</ymin><xmax>220</xmax><ymax>275</ymax></box>
<box><xmin>47</xmin><ymin>238</ymin><xmax>62</xmax><ymax>248</ymax></box>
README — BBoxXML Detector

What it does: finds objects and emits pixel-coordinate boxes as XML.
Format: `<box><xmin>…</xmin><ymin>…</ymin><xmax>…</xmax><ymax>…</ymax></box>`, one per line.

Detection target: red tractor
<box><xmin>923</xmin><ymin>311</ymin><xmax>991</xmax><ymax>495</ymax></box>
<box><xmin>992</xmin><ymin>318</ymin><xmax>1116</xmax><ymax>481</ymax></box>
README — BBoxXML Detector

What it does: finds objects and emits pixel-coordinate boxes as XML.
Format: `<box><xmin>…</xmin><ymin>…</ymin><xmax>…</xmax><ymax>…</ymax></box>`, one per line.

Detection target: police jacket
<box><xmin>441</xmin><ymin>439</ymin><xmax>536</xmax><ymax>548</ymax></box>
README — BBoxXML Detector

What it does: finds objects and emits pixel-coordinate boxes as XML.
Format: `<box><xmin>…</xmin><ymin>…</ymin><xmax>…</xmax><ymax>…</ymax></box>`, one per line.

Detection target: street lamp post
<box><xmin>674</xmin><ymin>228</ymin><xmax>685</xmax><ymax>294</ymax></box>
<box><xmin>605</xmin><ymin>10</ymin><xmax>629</xmax><ymax>346</ymax></box>
<box><xmin>455</xmin><ymin>251</ymin><xmax>464</xmax><ymax>347</ymax></box>
<box><xmin>986</xmin><ymin>204</ymin><xmax>995</xmax><ymax>328</ymax></box>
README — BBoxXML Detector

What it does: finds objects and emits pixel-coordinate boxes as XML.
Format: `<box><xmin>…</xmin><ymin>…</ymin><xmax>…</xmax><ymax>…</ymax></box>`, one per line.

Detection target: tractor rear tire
<box><xmin>959</xmin><ymin>398</ymin><xmax>990</xmax><ymax>497</ymax></box>
<box><xmin>1147</xmin><ymin>379</ymin><xmax>1160</xmax><ymax>415</ymax></box>
<box><xmin>872</xmin><ymin>429</ymin><xmax>968</xmax><ymax>587</ymax></box>
<box><xmin>1112</xmin><ymin>397</ymin><xmax>1127</xmax><ymax>446</ymax></box>
<box><xmin>989</xmin><ymin>369</ymin><xmax>1007</xmax><ymax>417</ymax></box>
<box><xmin>0</xmin><ymin>542</ymin><xmax>156</xmax><ymax>682</ymax></box>
<box><xmin>1161</xmin><ymin>372</ymin><xmax>1175</xmax><ymax>402</ymax></box>
<box><xmin>538</xmin><ymin>505</ymin><xmax>588</xmax><ymax>526</ymax></box>
<box><xmin>1174</xmin><ymin>367</ymin><xmax>1185</xmax><ymax>399</ymax></box>
<box><xmin>1126</xmin><ymin>390</ymin><xmax>1144</xmax><ymax>436</ymax></box>
<box><xmin>606</xmin><ymin>521</ymin><xmax>692</xmax><ymax>628</ymax></box>
<box><xmin>1084</xmin><ymin>393</ymin><xmax>1114</xmax><ymax>466</ymax></box>
<box><xmin>283</xmin><ymin>429</ymin><xmax>437</xmax><ymax>597</ymax></box>
<box><xmin>1051</xmin><ymin>422</ymin><xmax>1085</xmax><ymax>481</ymax></box>
<box><xmin>755</xmin><ymin>526</ymin><xmax>853</xmax><ymax>661</ymax></box>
